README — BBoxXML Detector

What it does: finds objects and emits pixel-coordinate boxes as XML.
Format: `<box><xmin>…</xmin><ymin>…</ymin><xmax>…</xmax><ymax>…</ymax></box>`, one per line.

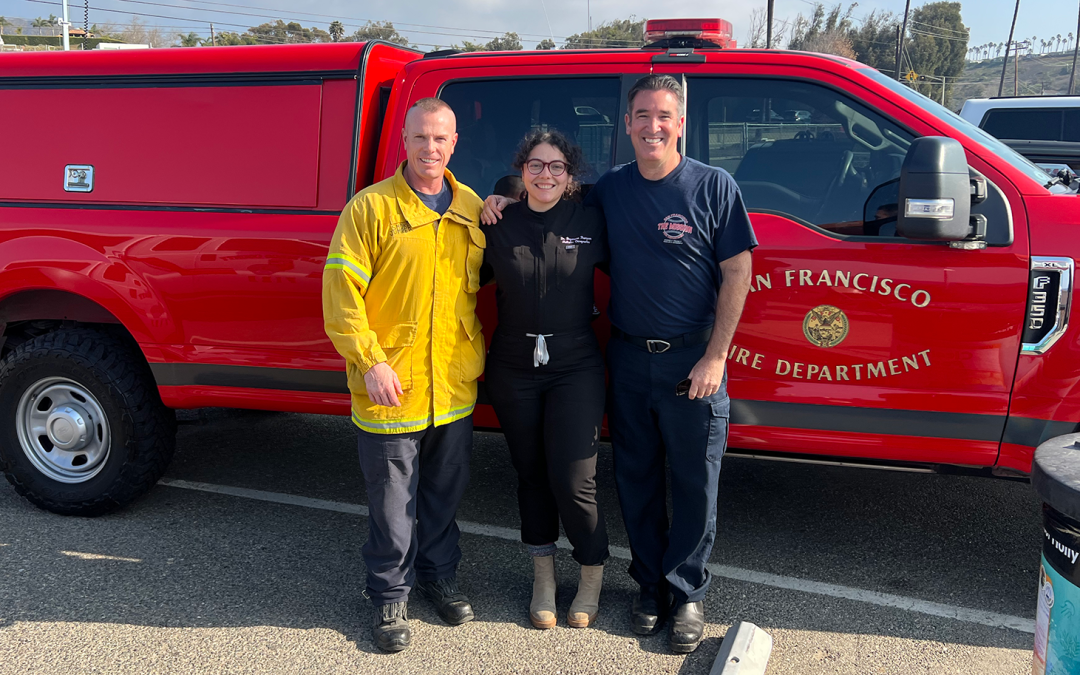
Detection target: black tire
<box><xmin>0</xmin><ymin>328</ymin><xmax>176</xmax><ymax>516</ymax></box>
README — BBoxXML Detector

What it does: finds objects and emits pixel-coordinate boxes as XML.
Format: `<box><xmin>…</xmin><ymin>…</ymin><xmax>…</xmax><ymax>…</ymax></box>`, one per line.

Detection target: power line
<box><xmin>23</xmin><ymin>0</ymin><xmax>641</xmax><ymax>47</ymax></box>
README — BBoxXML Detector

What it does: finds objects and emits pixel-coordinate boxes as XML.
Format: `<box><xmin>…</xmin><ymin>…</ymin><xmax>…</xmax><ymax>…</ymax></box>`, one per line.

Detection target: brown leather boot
<box><xmin>530</xmin><ymin>555</ymin><xmax>557</xmax><ymax>629</ymax></box>
<box><xmin>567</xmin><ymin>564</ymin><xmax>603</xmax><ymax>628</ymax></box>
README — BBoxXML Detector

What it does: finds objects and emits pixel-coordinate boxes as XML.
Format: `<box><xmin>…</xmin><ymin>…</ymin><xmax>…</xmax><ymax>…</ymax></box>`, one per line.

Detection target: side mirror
<box><xmin>897</xmin><ymin>137</ymin><xmax>971</xmax><ymax>241</ymax></box>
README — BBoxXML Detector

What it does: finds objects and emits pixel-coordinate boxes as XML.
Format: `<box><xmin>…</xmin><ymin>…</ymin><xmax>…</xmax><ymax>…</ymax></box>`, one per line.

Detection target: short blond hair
<box><xmin>409</xmin><ymin>97</ymin><xmax>453</xmax><ymax>115</ymax></box>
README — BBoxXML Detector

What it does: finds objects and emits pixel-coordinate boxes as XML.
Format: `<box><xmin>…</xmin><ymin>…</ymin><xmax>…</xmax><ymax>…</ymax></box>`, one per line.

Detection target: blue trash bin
<box><xmin>1032</xmin><ymin>433</ymin><xmax>1080</xmax><ymax>675</ymax></box>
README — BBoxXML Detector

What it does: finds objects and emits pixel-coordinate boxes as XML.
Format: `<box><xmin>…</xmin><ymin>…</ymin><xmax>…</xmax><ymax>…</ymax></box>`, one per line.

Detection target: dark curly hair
<box><xmin>511</xmin><ymin>129</ymin><xmax>587</xmax><ymax>197</ymax></box>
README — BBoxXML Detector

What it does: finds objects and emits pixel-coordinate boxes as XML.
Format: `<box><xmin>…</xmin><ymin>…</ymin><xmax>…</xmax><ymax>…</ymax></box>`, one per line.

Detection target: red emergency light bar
<box><xmin>644</xmin><ymin>18</ymin><xmax>736</xmax><ymax>48</ymax></box>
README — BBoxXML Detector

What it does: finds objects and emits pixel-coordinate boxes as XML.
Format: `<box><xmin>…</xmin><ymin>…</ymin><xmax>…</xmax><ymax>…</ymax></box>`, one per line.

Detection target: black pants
<box><xmin>357</xmin><ymin>415</ymin><xmax>473</xmax><ymax>605</ymax></box>
<box><xmin>608</xmin><ymin>339</ymin><xmax>729</xmax><ymax>603</ymax></box>
<box><xmin>485</xmin><ymin>335</ymin><xmax>609</xmax><ymax>566</ymax></box>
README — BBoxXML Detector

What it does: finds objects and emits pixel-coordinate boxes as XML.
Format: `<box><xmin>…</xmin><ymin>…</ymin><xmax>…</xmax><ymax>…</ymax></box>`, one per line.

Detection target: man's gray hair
<box><xmin>626</xmin><ymin>74</ymin><xmax>685</xmax><ymax>117</ymax></box>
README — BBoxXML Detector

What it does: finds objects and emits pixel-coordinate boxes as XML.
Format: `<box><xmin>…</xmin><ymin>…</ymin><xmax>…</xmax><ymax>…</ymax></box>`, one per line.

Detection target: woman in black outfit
<box><xmin>481</xmin><ymin>130</ymin><xmax>609</xmax><ymax>629</ymax></box>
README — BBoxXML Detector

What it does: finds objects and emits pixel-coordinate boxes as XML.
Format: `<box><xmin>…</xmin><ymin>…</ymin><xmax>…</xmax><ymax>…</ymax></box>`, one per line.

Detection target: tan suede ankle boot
<box><xmin>567</xmin><ymin>564</ymin><xmax>603</xmax><ymax>628</ymax></box>
<box><xmin>530</xmin><ymin>556</ymin><xmax>557</xmax><ymax>629</ymax></box>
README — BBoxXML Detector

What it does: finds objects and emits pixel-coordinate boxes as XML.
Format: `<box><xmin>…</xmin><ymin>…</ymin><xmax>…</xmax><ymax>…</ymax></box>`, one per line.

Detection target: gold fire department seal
<box><xmin>803</xmin><ymin>305</ymin><xmax>849</xmax><ymax>348</ymax></box>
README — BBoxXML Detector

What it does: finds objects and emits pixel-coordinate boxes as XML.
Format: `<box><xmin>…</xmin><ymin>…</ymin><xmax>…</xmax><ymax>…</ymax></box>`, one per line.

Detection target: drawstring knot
<box><xmin>525</xmin><ymin>333</ymin><xmax>553</xmax><ymax>367</ymax></box>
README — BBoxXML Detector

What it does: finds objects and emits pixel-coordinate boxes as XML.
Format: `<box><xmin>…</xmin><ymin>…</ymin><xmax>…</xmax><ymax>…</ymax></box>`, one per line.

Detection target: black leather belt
<box><xmin>610</xmin><ymin>326</ymin><xmax>713</xmax><ymax>353</ymax></box>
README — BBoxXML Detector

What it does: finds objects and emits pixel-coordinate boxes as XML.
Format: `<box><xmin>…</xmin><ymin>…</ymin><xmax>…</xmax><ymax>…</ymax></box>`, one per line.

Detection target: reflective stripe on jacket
<box><xmin>323</xmin><ymin>162</ymin><xmax>486</xmax><ymax>434</ymax></box>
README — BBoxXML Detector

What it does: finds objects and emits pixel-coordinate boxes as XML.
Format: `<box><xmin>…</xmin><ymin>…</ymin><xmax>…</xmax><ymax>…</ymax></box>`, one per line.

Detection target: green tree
<box><xmin>329</xmin><ymin>20</ymin><xmax>344</xmax><ymax>42</ymax></box>
<box><xmin>0</xmin><ymin>17</ymin><xmax>9</xmax><ymax>36</ymax></box>
<box><xmin>211</xmin><ymin>31</ymin><xmax>258</xmax><ymax>46</ymax></box>
<box><xmin>347</xmin><ymin>20</ymin><xmax>409</xmax><ymax>46</ymax></box>
<box><xmin>454</xmin><ymin>32</ymin><xmax>523</xmax><ymax>52</ymax></box>
<box><xmin>246</xmin><ymin>20</ymin><xmax>330</xmax><ymax>44</ymax></box>
<box><xmin>848</xmin><ymin>9</ymin><xmax>900</xmax><ymax>72</ymax></box>
<box><xmin>787</xmin><ymin>3</ymin><xmax>857</xmax><ymax>58</ymax></box>
<box><xmin>563</xmin><ymin>18</ymin><xmax>644</xmax><ymax>49</ymax></box>
<box><xmin>904</xmin><ymin>1</ymin><xmax>968</xmax><ymax>101</ymax></box>
<box><xmin>536</xmin><ymin>38</ymin><xmax>556</xmax><ymax>50</ymax></box>
<box><xmin>483</xmin><ymin>32</ymin><xmax>522</xmax><ymax>51</ymax></box>
<box><xmin>175</xmin><ymin>31</ymin><xmax>201</xmax><ymax>47</ymax></box>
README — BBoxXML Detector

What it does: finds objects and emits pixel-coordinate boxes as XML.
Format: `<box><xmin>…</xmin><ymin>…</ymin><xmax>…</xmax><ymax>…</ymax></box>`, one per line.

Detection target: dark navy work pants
<box><xmin>607</xmin><ymin>338</ymin><xmax>729</xmax><ymax>603</ymax></box>
<box><xmin>357</xmin><ymin>415</ymin><xmax>472</xmax><ymax>605</ymax></box>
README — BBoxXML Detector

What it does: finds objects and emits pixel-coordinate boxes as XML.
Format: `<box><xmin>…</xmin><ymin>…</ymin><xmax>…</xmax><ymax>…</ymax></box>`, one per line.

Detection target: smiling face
<box><xmin>625</xmin><ymin>88</ymin><xmax>685</xmax><ymax>173</ymax></box>
<box><xmin>521</xmin><ymin>142</ymin><xmax>570</xmax><ymax>211</ymax></box>
<box><xmin>401</xmin><ymin>106</ymin><xmax>458</xmax><ymax>190</ymax></box>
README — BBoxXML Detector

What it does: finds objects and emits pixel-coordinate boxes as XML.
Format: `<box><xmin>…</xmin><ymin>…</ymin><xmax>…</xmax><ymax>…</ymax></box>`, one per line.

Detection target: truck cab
<box><xmin>0</xmin><ymin>20</ymin><xmax>1077</xmax><ymax>515</ymax></box>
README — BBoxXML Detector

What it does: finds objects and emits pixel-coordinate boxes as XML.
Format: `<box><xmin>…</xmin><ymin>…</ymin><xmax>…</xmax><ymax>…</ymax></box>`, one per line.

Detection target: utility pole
<box><xmin>941</xmin><ymin>76</ymin><xmax>946</xmax><ymax>105</ymax></box>
<box><xmin>766</xmin><ymin>0</ymin><xmax>774</xmax><ymax>48</ymax></box>
<box><xmin>897</xmin><ymin>0</ymin><xmax>911</xmax><ymax>80</ymax></box>
<box><xmin>60</xmin><ymin>0</ymin><xmax>70</xmax><ymax>50</ymax></box>
<box><xmin>587</xmin><ymin>0</ymin><xmax>591</xmax><ymax>33</ymax></box>
<box><xmin>1070</xmin><ymin>1</ymin><xmax>1080</xmax><ymax>94</ymax></box>
<box><xmin>210</xmin><ymin>22</ymin><xmax>216</xmax><ymax>46</ymax></box>
<box><xmin>999</xmin><ymin>0</ymin><xmax>1021</xmax><ymax>96</ymax></box>
<box><xmin>1015</xmin><ymin>40</ymin><xmax>1023</xmax><ymax>96</ymax></box>
<box><xmin>894</xmin><ymin>26</ymin><xmax>901</xmax><ymax>78</ymax></box>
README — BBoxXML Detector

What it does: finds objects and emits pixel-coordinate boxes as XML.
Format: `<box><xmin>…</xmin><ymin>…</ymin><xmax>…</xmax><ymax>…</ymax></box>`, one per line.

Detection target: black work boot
<box><xmin>630</xmin><ymin>583</ymin><xmax>670</xmax><ymax>636</ymax></box>
<box><xmin>373</xmin><ymin>601</ymin><xmax>410</xmax><ymax>653</ymax></box>
<box><xmin>416</xmin><ymin>576</ymin><xmax>475</xmax><ymax>625</ymax></box>
<box><xmin>668</xmin><ymin>600</ymin><xmax>705</xmax><ymax>653</ymax></box>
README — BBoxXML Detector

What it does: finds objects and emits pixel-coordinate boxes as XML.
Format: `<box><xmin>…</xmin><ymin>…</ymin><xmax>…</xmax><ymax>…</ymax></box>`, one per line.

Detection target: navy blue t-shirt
<box><xmin>585</xmin><ymin>156</ymin><xmax>757</xmax><ymax>338</ymax></box>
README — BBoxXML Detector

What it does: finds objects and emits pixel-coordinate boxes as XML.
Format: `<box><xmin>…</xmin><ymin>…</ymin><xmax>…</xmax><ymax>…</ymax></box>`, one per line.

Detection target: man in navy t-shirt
<box><xmin>483</xmin><ymin>74</ymin><xmax>755</xmax><ymax>654</ymax></box>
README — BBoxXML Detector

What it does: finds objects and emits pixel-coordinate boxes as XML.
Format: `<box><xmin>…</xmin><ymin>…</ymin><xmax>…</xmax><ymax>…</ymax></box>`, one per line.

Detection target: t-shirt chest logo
<box><xmin>657</xmin><ymin>214</ymin><xmax>693</xmax><ymax>244</ymax></box>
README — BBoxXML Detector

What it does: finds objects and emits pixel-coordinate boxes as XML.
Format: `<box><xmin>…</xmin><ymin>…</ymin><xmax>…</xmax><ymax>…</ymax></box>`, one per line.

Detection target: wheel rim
<box><xmin>16</xmin><ymin>377</ymin><xmax>111</xmax><ymax>484</ymax></box>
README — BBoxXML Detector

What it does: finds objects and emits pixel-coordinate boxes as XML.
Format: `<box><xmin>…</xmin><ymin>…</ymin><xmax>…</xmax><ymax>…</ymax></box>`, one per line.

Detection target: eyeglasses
<box><xmin>525</xmin><ymin>159</ymin><xmax>567</xmax><ymax>176</ymax></box>
<box><xmin>675</xmin><ymin>378</ymin><xmax>692</xmax><ymax>396</ymax></box>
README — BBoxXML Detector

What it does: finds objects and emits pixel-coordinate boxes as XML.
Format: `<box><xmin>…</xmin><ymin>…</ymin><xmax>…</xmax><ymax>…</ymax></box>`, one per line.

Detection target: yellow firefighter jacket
<box><xmin>323</xmin><ymin>162</ymin><xmax>486</xmax><ymax>434</ymax></box>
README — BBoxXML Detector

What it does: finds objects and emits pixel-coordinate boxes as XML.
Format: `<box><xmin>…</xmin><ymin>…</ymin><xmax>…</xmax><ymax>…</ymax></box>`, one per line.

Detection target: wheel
<box><xmin>0</xmin><ymin>328</ymin><xmax>176</xmax><ymax>516</ymax></box>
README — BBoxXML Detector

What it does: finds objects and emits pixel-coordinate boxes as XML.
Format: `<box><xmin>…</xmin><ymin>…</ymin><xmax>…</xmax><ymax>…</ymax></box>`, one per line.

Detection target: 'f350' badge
<box><xmin>803</xmin><ymin>305</ymin><xmax>849</xmax><ymax>348</ymax></box>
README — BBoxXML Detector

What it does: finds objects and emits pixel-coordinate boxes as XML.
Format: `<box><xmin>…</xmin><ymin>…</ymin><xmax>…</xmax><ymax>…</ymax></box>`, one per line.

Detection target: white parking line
<box><xmin>159</xmin><ymin>478</ymin><xmax>1035</xmax><ymax>635</ymax></box>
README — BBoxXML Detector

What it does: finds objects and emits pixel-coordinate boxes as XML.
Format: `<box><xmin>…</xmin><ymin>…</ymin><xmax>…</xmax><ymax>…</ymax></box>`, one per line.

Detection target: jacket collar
<box><xmin>393</xmin><ymin>161</ymin><xmax>477</xmax><ymax>230</ymax></box>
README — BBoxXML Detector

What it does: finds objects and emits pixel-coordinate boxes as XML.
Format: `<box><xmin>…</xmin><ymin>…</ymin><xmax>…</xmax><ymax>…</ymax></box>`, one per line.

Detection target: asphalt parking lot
<box><xmin>0</xmin><ymin>408</ymin><xmax>1041</xmax><ymax>674</ymax></box>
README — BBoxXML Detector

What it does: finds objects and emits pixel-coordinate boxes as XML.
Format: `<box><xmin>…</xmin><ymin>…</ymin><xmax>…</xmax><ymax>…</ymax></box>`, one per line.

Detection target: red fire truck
<box><xmin>0</xmin><ymin>19</ymin><xmax>1076</xmax><ymax>515</ymax></box>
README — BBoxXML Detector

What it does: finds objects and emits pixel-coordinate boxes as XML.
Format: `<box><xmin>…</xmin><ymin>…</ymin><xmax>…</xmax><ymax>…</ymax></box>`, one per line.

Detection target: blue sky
<box><xmin>0</xmin><ymin>0</ymin><xmax>1067</xmax><ymax>51</ymax></box>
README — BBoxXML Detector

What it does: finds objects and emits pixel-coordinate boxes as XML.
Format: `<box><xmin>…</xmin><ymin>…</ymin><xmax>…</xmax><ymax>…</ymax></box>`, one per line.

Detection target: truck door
<box><xmin>681</xmin><ymin>74</ymin><xmax>1029</xmax><ymax>467</ymax></box>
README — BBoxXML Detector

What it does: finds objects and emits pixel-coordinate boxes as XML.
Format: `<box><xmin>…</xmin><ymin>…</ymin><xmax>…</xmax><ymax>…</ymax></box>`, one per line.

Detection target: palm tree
<box><xmin>176</xmin><ymin>31</ymin><xmax>201</xmax><ymax>47</ymax></box>
<box><xmin>328</xmin><ymin>20</ymin><xmax>344</xmax><ymax>42</ymax></box>
<box><xmin>1058</xmin><ymin>33</ymin><xmax>1064</xmax><ymax>52</ymax></box>
<box><xmin>0</xmin><ymin>17</ymin><xmax>8</xmax><ymax>36</ymax></box>
<box><xmin>31</xmin><ymin>16</ymin><xmax>50</xmax><ymax>36</ymax></box>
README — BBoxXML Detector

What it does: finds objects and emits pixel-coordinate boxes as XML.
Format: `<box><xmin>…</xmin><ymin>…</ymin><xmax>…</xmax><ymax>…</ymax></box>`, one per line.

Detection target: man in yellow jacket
<box><xmin>323</xmin><ymin>98</ymin><xmax>486</xmax><ymax>653</ymax></box>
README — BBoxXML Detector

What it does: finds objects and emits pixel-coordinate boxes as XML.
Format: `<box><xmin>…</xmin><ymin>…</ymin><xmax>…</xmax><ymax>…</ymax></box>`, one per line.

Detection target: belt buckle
<box><xmin>646</xmin><ymin>339</ymin><xmax>671</xmax><ymax>354</ymax></box>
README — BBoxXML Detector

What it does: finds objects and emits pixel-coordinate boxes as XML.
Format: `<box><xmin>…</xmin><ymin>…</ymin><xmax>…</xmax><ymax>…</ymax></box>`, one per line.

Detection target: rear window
<box><xmin>981</xmin><ymin>109</ymin><xmax>1063</xmax><ymax>141</ymax></box>
<box><xmin>440</xmin><ymin>77</ymin><xmax>622</xmax><ymax>197</ymax></box>
<box><xmin>980</xmin><ymin>107</ymin><xmax>1080</xmax><ymax>142</ymax></box>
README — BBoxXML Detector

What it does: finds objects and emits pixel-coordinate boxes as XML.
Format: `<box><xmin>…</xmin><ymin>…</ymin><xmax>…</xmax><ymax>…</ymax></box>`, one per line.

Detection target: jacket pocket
<box><xmin>454</xmin><ymin>312</ymin><xmax>485</xmax><ymax>382</ymax></box>
<box><xmin>555</xmin><ymin>244</ymin><xmax>580</xmax><ymax>289</ymax></box>
<box><xmin>465</xmin><ymin>226</ymin><xmax>486</xmax><ymax>293</ymax></box>
<box><xmin>348</xmin><ymin>322</ymin><xmax>416</xmax><ymax>394</ymax></box>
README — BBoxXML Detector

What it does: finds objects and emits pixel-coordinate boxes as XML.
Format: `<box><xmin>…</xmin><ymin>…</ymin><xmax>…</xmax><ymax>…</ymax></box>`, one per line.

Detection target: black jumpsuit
<box><xmin>481</xmin><ymin>199</ymin><xmax>610</xmax><ymax>566</ymax></box>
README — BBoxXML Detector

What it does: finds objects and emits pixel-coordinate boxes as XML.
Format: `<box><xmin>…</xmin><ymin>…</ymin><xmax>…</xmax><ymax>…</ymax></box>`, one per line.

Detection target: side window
<box><xmin>440</xmin><ymin>78</ymin><xmax>621</xmax><ymax>197</ymax></box>
<box><xmin>685</xmin><ymin>78</ymin><xmax>914</xmax><ymax>236</ymax></box>
<box><xmin>981</xmin><ymin>109</ymin><xmax>1062</xmax><ymax>141</ymax></box>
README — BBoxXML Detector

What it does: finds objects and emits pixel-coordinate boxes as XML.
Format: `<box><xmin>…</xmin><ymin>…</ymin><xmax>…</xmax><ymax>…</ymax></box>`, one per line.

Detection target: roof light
<box><xmin>644</xmin><ymin>18</ymin><xmax>735</xmax><ymax>48</ymax></box>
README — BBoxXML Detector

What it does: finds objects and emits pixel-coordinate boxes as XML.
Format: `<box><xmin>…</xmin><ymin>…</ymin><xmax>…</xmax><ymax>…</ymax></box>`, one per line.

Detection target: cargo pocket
<box><xmin>465</xmin><ymin>225</ymin><xmax>486</xmax><ymax>293</ymax></box>
<box><xmin>358</xmin><ymin>437</ymin><xmax>413</xmax><ymax>485</ymax></box>
<box><xmin>706</xmin><ymin>397</ymin><xmax>729</xmax><ymax>463</ymax></box>
<box><xmin>454</xmin><ymin>312</ymin><xmax>485</xmax><ymax>382</ymax></box>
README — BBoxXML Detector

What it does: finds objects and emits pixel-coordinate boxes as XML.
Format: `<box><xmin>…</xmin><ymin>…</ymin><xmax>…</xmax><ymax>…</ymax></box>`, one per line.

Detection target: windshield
<box><xmin>862</xmin><ymin>68</ymin><xmax>1060</xmax><ymax>191</ymax></box>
